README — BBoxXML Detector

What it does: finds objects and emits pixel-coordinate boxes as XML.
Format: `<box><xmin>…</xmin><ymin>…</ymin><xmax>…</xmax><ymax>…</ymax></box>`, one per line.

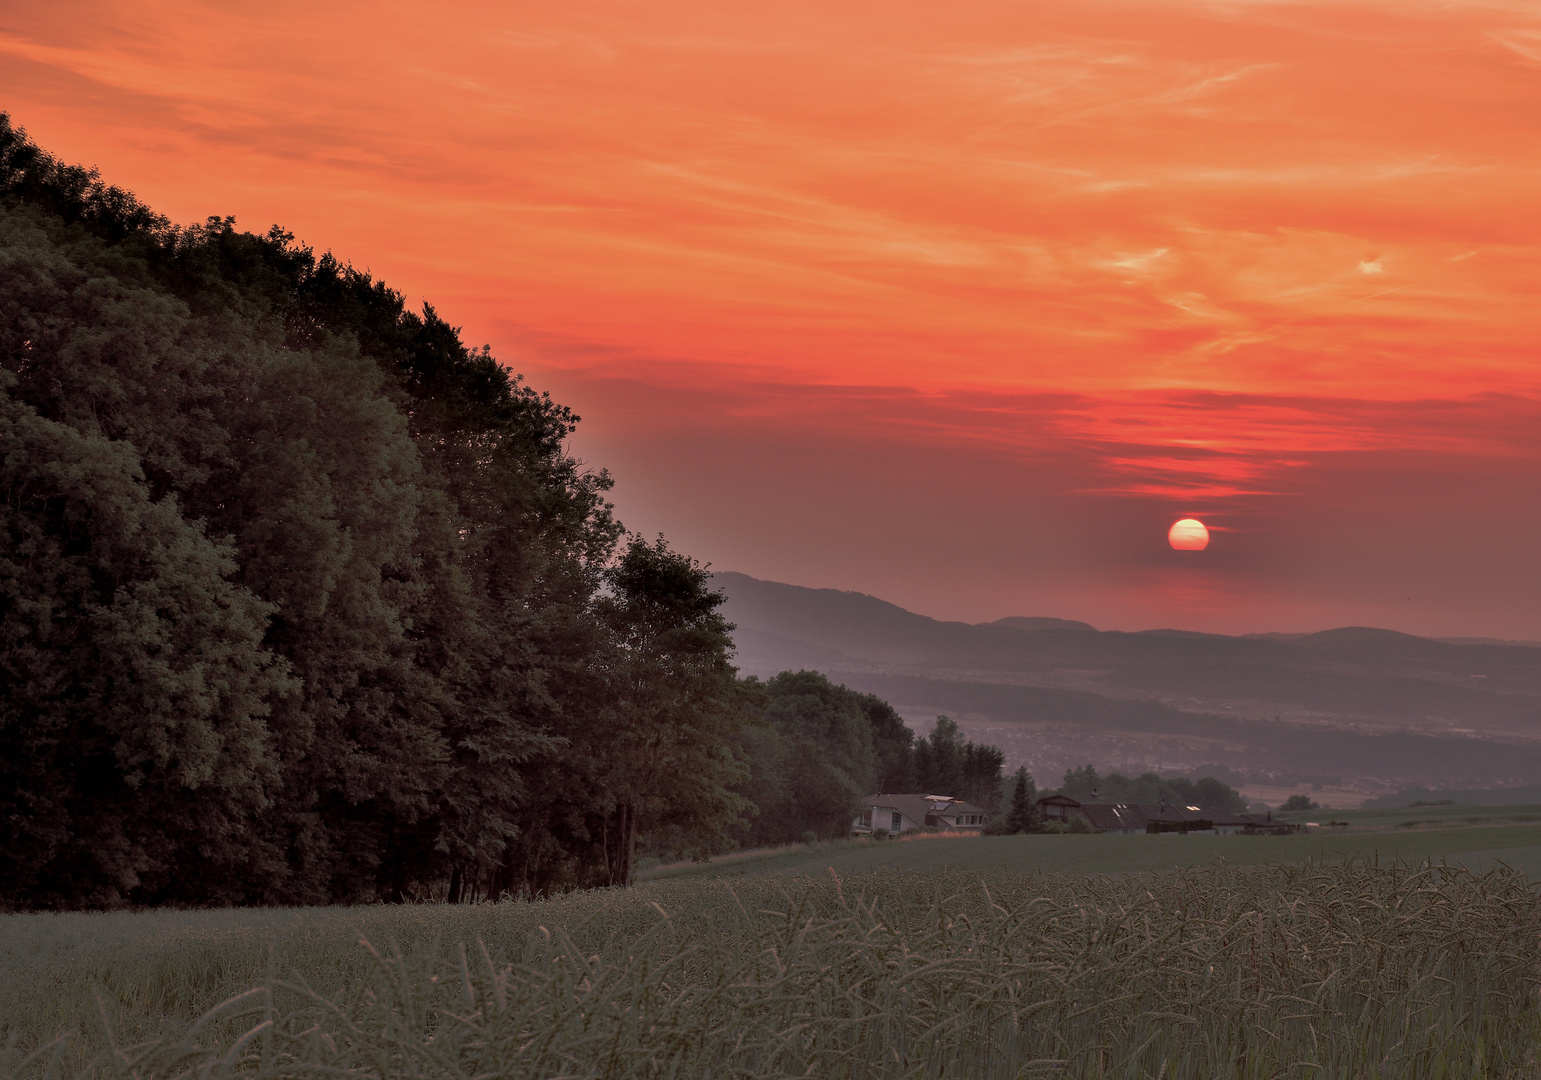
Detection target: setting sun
<box><xmin>1168</xmin><ymin>519</ymin><xmax>1210</xmax><ymax>551</ymax></box>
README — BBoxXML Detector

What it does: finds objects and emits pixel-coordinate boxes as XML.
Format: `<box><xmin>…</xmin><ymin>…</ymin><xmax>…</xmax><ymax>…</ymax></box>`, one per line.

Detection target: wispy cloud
<box><xmin>3</xmin><ymin>0</ymin><xmax>1535</xmax><ymax>405</ymax></box>
<box><xmin>3</xmin><ymin>0</ymin><xmax>1539</xmax><ymax>631</ymax></box>
<box><xmin>1490</xmin><ymin>30</ymin><xmax>1541</xmax><ymax>64</ymax></box>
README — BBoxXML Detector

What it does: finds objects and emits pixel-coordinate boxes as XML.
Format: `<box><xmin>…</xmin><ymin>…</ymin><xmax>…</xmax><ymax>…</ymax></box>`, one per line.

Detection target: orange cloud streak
<box><xmin>4</xmin><ymin>0</ymin><xmax>1537</xmax><ymax>394</ymax></box>
<box><xmin>3</xmin><ymin>0</ymin><xmax>1539</xmax><ymax>630</ymax></box>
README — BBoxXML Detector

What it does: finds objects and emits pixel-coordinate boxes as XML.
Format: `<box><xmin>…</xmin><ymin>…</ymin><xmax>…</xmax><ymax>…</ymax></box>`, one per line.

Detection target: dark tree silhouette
<box><xmin>1005</xmin><ymin>768</ymin><xmax>1040</xmax><ymax>834</ymax></box>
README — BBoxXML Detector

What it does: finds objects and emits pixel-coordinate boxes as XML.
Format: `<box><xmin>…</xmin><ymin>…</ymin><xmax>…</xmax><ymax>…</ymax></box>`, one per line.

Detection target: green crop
<box><xmin>3</xmin><ymin>859</ymin><xmax>1539</xmax><ymax>1078</ymax></box>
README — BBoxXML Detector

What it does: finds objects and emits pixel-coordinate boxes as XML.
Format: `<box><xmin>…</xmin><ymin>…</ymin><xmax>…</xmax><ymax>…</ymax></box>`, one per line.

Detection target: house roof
<box><xmin>1078</xmin><ymin>803</ymin><xmax>1150</xmax><ymax>832</ymax></box>
<box><xmin>931</xmin><ymin>799</ymin><xmax>989</xmax><ymax>817</ymax></box>
<box><xmin>863</xmin><ymin>794</ymin><xmax>989</xmax><ymax>822</ymax></box>
<box><xmin>1037</xmin><ymin>794</ymin><xmax>1227</xmax><ymax>830</ymax></box>
<box><xmin>1142</xmin><ymin>803</ymin><xmax>1214</xmax><ymax>825</ymax></box>
<box><xmin>864</xmin><ymin>794</ymin><xmax>929</xmax><ymax>823</ymax></box>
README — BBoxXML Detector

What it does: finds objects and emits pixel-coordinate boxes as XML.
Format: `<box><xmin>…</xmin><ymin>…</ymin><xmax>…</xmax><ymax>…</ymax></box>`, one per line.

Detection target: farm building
<box><xmin>1037</xmin><ymin>794</ymin><xmax>1299</xmax><ymax>835</ymax></box>
<box><xmin>853</xmin><ymin>794</ymin><xmax>991</xmax><ymax>836</ymax></box>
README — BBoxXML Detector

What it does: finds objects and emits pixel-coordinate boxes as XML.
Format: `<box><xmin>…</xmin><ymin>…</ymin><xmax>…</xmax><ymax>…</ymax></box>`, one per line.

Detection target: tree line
<box><xmin>1056</xmin><ymin>765</ymin><xmax>1248</xmax><ymax>815</ymax></box>
<box><xmin>0</xmin><ymin>116</ymin><xmax>1005</xmax><ymax>909</ymax></box>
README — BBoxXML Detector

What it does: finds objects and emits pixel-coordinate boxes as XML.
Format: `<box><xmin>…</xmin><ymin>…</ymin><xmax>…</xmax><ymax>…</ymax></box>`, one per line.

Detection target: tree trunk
<box><xmin>448</xmin><ymin>864</ymin><xmax>463</xmax><ymax>904</ymax></box>
<box><xmin>623</xmin><ymin>801</ymin><xmax>638</xmax><ymax>887</ymax></box>
<box><xmin>606</xmin><ymin>802</ymin><xmax>633</xmax><ymax>888</ymax></box>
<box><xmin>601</xmin><ymin>813</ymin><xmax>611</xmax><ymax>886</ymax></box>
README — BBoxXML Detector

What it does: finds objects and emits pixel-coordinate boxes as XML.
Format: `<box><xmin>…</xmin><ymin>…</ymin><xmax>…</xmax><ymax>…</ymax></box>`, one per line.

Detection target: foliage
<box><xmin>732</xmin><ymin>670</ymin><xmax>933</xmax><ymax>847</ymax></box>
<box><xmin>1004</xmin><ymin>767</ymin><xmax>1039</xmax><ymax>833</ymax></box>
<box><xmin>730</xmin><ymin>676</ymin><xmax>1006</xmax><ymax>846</ymax></box>
<box><xmin>1058</xmin><ymin>764</ymin><xmax>1100</xmax><ymax>797</ymax></box>
<box><xmin>1057</xmin><ymin>765</ymin><xmax>1247</xmax><ymax>815</ymax></box>
<box><xmin>733</xmin><ymin>670</ymin><xmax>877</xmax><ymax>846</ymax></box>
<box><xmin>4</xmin><ymin>860</ymin><xmax>1540</xmax><ymax>1079</ymax></box>
<box><xmin>0</xmin><ymin>113</ymin><xmax>753</xmax><ymax>907</ymax></box>
<box><xmin>1280</xmin><ymin>794</ymin><xmax>1321</xmax><ymax>812</ymax></box>
<box><xmin>859</xmin><ymin>691</ymin><xmax>919</xmax><ymax>794</ymax></box>
<box><xmin>914</xmin><ymin>716</ymin><xmax>1005</xmax><ymax>814</ymax></box>
<box><xmin>0</xmin><ymin>373</ymin><xmax>293</xmax><ymax>907</ymax></box>
<box><xmin>558</xmin><ymin>535</ymin><xmax>757</xmax><ymax>888</ymax></box>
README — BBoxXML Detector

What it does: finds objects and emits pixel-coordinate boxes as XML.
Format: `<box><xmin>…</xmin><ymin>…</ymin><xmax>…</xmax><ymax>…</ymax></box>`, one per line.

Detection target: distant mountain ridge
<box><xmin>989</xmin><ymin>616</ymin><xmax>1098</xmax><ymax>632</ymax></box>
<box><xmin>711</xmin><ymin>572</ymin><xmax>1541</xmax><ymax>800</ymax></box>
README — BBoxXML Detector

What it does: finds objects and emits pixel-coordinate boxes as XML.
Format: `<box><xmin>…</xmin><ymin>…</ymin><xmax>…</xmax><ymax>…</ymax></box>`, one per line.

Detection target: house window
<box><xmin>861</xmin><ymin>809</ymin><xmax>872</xmax><ymax>827</ymax></box>
<box><xmin>891</xmin><ymin>811</ymin><xmax>902</xmax><ymax>832</ymax></box>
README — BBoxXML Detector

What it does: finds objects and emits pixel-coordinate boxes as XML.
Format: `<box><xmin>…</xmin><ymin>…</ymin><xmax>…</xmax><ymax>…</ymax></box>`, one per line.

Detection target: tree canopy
<box><xmin>0</xmin><ymin>115</ymin><xmax>1010</xmax><ymax>909</ymax></box>
<box><xmin>0</xmin><ymin>114</ymin><xmax>762</xmax><ymax>907</ymax></box>
<box><xmin>914</xmin><ymin>716</ymin><xmax>1006</xmax><ymax>815</ymax></box>
<box><xmin>734</xmin><ymin>671</ymin><xmax>900</xmax><ymax>846</ymax></box>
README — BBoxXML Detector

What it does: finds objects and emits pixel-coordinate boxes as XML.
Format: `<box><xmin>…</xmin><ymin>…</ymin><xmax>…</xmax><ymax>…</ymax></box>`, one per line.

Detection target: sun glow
<box><xmin>1168</xmin><ymin>519</ymin><xmax>1210</xmax><ymax>551</ymax></box>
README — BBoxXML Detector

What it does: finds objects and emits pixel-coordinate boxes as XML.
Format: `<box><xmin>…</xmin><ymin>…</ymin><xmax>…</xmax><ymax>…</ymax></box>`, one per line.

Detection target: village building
<box><xmin>853</xmin><ymin>794</ymin><xmax>991</xmax><ymax>836</ymax></box>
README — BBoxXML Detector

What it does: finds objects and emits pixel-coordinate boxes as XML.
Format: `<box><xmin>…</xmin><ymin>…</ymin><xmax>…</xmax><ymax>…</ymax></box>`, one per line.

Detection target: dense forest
<box><xmin>0</xmin><ymin>116</ymin><xmax>1011</xmax><ymax>910</ymax></box>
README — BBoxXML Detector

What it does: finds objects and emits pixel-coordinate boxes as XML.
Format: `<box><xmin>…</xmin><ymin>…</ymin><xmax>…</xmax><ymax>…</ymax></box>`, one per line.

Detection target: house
<box><xmin>1037</xmin><ymin>794</ymin><xmax>1172</xmax><ymax>833</ymax></box>
<box><xmin>1037</xmin><ymin>794</ymin><xmax>1302</xmax><ymax>836</ymax></box>
<box><xmin>1143</xmin><ymin>802</ymin><xmax>1218</xmax><ymax>834</ymax></box>
<box><xmin>853</xmin><ymin>794</ymin><xmax>991</xmax><ymax>836</ymax></box>
<box><xmin>1038</xmin><ymin>794</ymin><xmax>1221</xmax><ymax>834</ymax></box>
<box><xmin>1213</xmin><ymin>814</ymin><xmax>1253</xmax><ymax>836</ymax></box>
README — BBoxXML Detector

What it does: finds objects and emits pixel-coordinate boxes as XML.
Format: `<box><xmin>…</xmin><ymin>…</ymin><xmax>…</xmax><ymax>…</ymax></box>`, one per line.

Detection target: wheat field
<box><xmin>3</xmin><ymin>858</ymin><xmax>1539</xmax><ymax>1079</ymax></box>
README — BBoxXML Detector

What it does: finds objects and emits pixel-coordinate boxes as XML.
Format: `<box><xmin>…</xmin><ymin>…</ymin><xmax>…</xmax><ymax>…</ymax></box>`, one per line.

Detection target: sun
<box><xmin>1168</xmin><ymin>518</ymin><xmax>1209</xmax><ymax>550</ymax></box>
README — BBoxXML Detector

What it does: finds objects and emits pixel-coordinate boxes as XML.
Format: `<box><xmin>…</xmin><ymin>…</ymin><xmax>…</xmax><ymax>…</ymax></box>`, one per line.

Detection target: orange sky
<box><xmin>3</xmin><ymin>0</ymin><xmax>1539</xmax><ymax>635</ymax></box>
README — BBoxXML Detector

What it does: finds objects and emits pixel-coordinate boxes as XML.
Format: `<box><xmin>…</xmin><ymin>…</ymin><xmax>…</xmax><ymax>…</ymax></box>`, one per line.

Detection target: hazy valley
<box><xmin>715</xmin><ymin>572</ymin><xmax>1541</xmax><ymax>806</ymax></box>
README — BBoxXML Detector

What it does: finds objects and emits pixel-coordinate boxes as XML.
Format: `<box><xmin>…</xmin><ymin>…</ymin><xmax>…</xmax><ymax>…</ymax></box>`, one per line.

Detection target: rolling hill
<box><xmin>713</xmin><ymin>572</ymin><xmax>1541</xmax><ymax>802</ymax></box>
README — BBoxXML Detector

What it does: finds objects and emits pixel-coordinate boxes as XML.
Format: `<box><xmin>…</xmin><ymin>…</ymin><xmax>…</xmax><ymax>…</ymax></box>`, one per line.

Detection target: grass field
<box><xmin>1291</xmin><ymin>803</ymin><xmax>1541</xmax><ymax>830</ymax></box>
<box><xmin>640</xmin><ymin>812</ymin><xmax>1541</xmax><ymax>883</ymax></box>
<box><xmin>5</xmin><ymin>813</ymin><xmax>1541</xmax><ymax>1078</ymax></box>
